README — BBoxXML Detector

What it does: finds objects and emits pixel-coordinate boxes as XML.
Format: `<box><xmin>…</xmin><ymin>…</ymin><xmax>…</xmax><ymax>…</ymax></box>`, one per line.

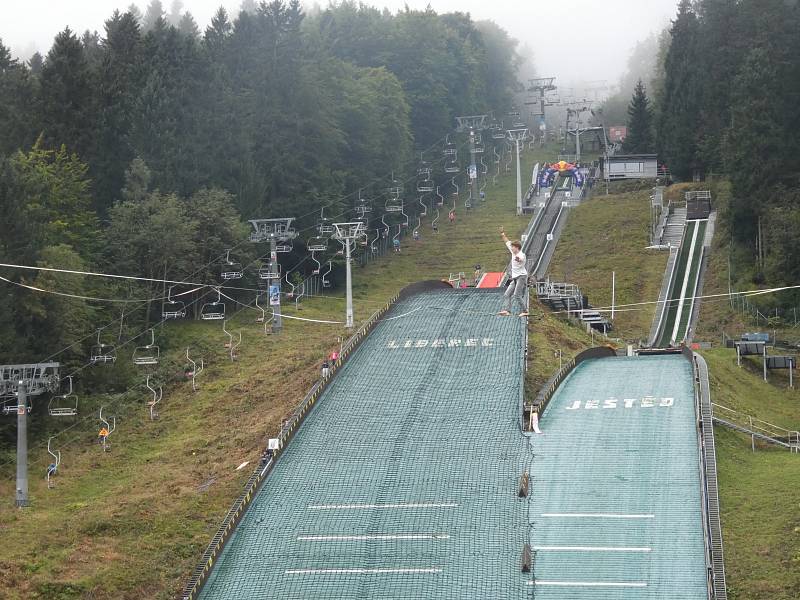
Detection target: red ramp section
<box><xmin>477</xmin><ymin>272</ymin><xmax>504</xmax><ymax>288</ymax></box>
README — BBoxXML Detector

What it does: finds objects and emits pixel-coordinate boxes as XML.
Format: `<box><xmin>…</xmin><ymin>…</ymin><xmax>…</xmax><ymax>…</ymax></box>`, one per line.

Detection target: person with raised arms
<box><xmin>498</xmin><ymin>227</ymin><xmax>528</xmax><ymax>317</ymax></box>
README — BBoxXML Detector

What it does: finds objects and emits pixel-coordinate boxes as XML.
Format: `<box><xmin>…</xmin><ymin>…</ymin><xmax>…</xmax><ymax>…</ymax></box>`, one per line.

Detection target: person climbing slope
<box><xmin>498</xmin><ymin>227</ymin><xmax>528</xmax><ymax>317</ymax></box>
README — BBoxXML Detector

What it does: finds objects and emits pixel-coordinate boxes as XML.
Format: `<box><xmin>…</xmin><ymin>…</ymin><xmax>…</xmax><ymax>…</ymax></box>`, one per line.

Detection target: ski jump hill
<box><xmin>182</xmin><ymin>280</ymin><xmax>725</xmax><ymax>599</ymax></box>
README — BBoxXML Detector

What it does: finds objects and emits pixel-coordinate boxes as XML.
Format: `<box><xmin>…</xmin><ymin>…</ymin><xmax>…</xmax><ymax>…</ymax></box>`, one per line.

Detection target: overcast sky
<box><xmin>2</xmin><ymin>0</ymin><xmax>678</xmax><ymax>85</ymax></box>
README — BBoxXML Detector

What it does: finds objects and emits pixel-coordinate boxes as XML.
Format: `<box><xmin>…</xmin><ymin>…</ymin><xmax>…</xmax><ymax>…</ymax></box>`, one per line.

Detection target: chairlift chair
<box><xmin>162</xmin><ymin>286</ymin><xmax>186</xmax><ymax>319</ymax></box>
<box><xmin>229</xmin><ymin>330</ymin><xmax>242</xmax><ymax>361</ymax></box>
<box><xmin>200</xmin><ymin>288</ymin><xmax>226</xmax><ymax>320</ymax></box>
<box><xmin>99</xmin><ymin>406</ymin><xmax>115</xmax><ymax>452</ymax></box>
<box><xmin>258</xmin><ymin>259</ymin><xmax>281</xmax><ymax>280</ymax></box>
<box><xmin>284</xmin><ymin>272</ymin><xmax>296</xmax><ymax>299</ymax></box>
<box><xmin>322</xmin><ymin>261</ymin><xmax>333</xmax><ymax>288</ymax></box>
<box><xmin>385</xmin><ymin>197</ymin><xmax>403</xmax><ymax>213</ymax></box>
<box><xmin>186</xmin><ymin>348</ymin><xmax>204</xmax><ymax>392</ymax></box>
<box><xmin>435</xmin><ymin>186</ymin><xmax>445</xmax><ymax>206</ymax></box>
<box><xmin>370</xmin><ymin>228</ymin><xmax>380</xmax><ymax>253</ymax></box>
<box><xmin>133</xmin><ymin>329</ymin><xmax>159</xmax><ymax>366</ymax></box>
<box><xmin>254</xmin><ymin>293</ymin><xmax>270</xmax><ymax>323</ymax></box>
<box><xmin>311</xmin><ymin>250</ymin><xmax>322</xmax><ymax>275</ymax></box>
<box><xmin>146</xmin><ymin>375</ymin><xmax>162</xmax><ymax>420</ymax></box>
<box><xmin>318</xmin><ymin>208</ymin><xmax>335</xmax><ymax>236</ymax></box>
<box><xmin>220</xmin><ymin>249</ymin><xmax>243</xmax><ymax>280</ymax></box>
<box><xmin>90</xmin><ymin>330</ymin><xmax>116</xmax><ymax>365</ymax></box>
<box><xmin>276</xmin><ymin>239</ymin><xmax>293</xmax><ymax>253</ymax></box>
<box><xmin>355</xmin><ymin>190</ymin><xmax>373</xmax><ymax>214</ymax></box>
<box><xmin>474</xmin><ymin>133</ymin><xmax>485</xmax><ymax>153</ymax></box>
<box><xmin>381</xmin><ymin>214</ymin><xmax>390</xmax><ymax>238</ymax></box>
<box><xmin>49</xmin><ymin>375</ymin><xmax>78</xmax><ymax>417</ymax></box>
<box><xmin>222</xmin><ymin>320</ymin><xmax>242</xmax><ymax>360</ymax></box>
<box><xmin>445</xmin><ymin>158</ymin><xmax>459</xmax><ymax>173</ymax></box>
<box><xmin>443</xmin><ymin>135</ymin><xmax>457</xmax><ymax>156</ymax></box>
<box><xmin>46</xmin><ymin>437</ymin><xmax>60</xmax><ymax>488</ymax></box>
<box><xmin>417</xmin><ymin>177</ymin><xmax>434</xmax><ymax>193</ymax></box>
<box><xmin>307</xmin><ymin>235</ymin><xmax>327</xmax><ymax>252</ymax></box>
<box><xmin>491</xmin><ymin>124</ymin><xmax>506</xmax><ymax>140</ymax></box>
<box><xmin>418</xmin><ymin>196</ymin><xmax>427</xmax><ymax>217</ymax></box>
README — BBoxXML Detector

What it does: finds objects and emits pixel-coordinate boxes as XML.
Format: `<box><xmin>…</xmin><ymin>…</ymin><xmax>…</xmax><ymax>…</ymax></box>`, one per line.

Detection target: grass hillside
<box><xmin>700</xmin><ymin>348</ymin><xmax>800</xmax><ymax>600</ymax></box>
<box><xmin>547</xmin><ymin>188</ymin><xmax>668</xmax><ymax>341</ymax></box>
<box><xmin>0</xmin><ymin>144</ymin><xmax>552</xmax><ymax>600</ymax></box>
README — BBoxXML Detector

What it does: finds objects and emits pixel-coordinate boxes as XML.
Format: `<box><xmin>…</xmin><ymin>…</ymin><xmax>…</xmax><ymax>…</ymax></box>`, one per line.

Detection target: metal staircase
<box><xmin>662</xmin><ymin>206</ymin><xmax>687</xmax><ymax>247</ymax></box>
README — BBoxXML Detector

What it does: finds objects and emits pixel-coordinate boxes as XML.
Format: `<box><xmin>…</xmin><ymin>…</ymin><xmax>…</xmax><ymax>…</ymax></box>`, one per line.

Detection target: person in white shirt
<box><xmin>498</xmin><ymin>227</ymin><xmax>528</xmax><ymax>317</ymax></box>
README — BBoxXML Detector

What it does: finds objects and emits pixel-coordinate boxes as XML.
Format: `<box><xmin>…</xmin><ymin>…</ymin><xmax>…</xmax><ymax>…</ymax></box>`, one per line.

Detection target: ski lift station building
<box><xmin>602</xmin><ymin>153</ymin><xmax>659</xmax><ymax>181</ymax></box>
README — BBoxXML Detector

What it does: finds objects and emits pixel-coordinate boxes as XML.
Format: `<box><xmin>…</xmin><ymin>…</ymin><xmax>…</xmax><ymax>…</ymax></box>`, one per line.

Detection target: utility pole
<box><xmin>1</xmin><ymin>363</ymin><xmax>60</xmax><ymax>507</ymax></box>
<box><xmin>611</xmin><ymin>271</ymin><xmax>616</xmax><ymax>321</ymax></box>
<box><xmin>507</xmin><ymin>128</ymin><xmax>529</xmax><ymax>216</ymax></box>
<box><xmin>456</xmin><ymin>115</ymin><xmax>487</xmax><ymax>209</ymax></box>
<box><xmin>333</xmin><ymin>222</ymin><xmax>366</xmax><ymax>329</ymax></box>
<box><xmin>248</xmin><ymin>218</ymin><xmax>297</xmax><ymax>333</ymax></box>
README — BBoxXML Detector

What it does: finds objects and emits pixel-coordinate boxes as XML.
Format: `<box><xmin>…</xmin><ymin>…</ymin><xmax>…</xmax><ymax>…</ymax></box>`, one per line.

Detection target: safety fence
<box><xmin>180</xmin><ymin>290</ymin><xmax>401</xmax><ymax>600</ymax></box>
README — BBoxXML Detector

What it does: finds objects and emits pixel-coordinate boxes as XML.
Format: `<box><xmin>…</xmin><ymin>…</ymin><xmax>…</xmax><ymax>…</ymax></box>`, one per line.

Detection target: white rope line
<box><xmin>0</xmin><ymin>275</ymin><xmax>203</xmax><ymax>303</ymax></box>
<box><xmin>555</xmin><ymin>283</ymin><xmax>800</xmax><ymax>315</ymax></box>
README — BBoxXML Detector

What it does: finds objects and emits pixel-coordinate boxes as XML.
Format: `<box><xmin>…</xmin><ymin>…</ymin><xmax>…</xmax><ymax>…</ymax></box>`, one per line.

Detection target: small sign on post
<box><xmin>268</xmin><ymin>438</ymin><xmax>281</xmax><ymax>451</ymax></box>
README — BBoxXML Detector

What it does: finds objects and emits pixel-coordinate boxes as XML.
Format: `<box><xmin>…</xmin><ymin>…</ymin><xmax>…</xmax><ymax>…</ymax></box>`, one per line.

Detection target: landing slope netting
<box><xmin>199</xmin><ymin>289</ymin><xmax>531</xmax><ymax>599</ymax></box>
<box><xmin>529</xmin><ymin>355</ymin><xmax>707</xmax><ymax>599</ymax></box>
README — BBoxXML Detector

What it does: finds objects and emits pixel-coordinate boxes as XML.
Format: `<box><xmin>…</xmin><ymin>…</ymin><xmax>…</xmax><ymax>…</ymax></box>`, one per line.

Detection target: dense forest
<box><xmin>609</xmin><ymin>0</ymin><xmax>800</xmax><ymax>302</ymax></box>
<box><xmin>0</xmin><ymin>0</ymin><xmax>522</xmax><ymax>366</ymax></box>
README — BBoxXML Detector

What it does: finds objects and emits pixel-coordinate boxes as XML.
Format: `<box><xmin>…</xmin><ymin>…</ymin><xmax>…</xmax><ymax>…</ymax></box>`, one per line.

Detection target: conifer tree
<box><xmin>37</xmin><ymin>28</ymin><xmax>95</xmax><ymax>159</ymax></box>
<box><xmin>657</xmin><ymin>0</ymin><xmax>701</xmax><ymax>180</ymax></box>
<box><xmin>624</xmin><ymin>80</ymin><xmax>653</xmax><ymax>153</ymax></box>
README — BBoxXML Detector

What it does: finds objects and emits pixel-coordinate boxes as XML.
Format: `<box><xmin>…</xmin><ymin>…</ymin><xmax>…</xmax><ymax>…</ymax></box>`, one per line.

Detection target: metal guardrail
<box><xmin>180</xmin><ymin>293</ymin><xmax>400</xmax><ymax>600</ymax></box>
<box><xmin>648</xmin><ymin>245</ymin><xmax>679</xmax><ymax>347</ymax></box>
<box><xmin>711</xmin><ymin>403</ymin><xmax>799</xmax><ymax>452</ymax></box>
<box><xmin>691</xmin><ymin>352</ymin><xmax>728</xmax><ymax>600</ymax></box>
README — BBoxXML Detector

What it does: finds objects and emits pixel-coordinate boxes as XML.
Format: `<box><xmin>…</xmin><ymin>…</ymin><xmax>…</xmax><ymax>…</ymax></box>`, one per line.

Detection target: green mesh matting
<box><xmin>657</xmin><ymin>220</ymin><xmax>708</xmax><ymax>347</ymax></box>
<box><xmin>199</xmin><ymin>289</ymin><xmax>532</xmax><ymax>599</ymax></box>
<box><xmin>529</xmin><ymin>355</ymin><xmax>707</xmax><ymax>598</ymax></box>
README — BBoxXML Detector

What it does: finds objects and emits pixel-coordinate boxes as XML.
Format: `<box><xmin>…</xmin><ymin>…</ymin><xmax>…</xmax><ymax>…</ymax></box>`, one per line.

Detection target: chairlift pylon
<box><xmin>200</xmin><ymin>288</ymin><xmax>226</xmax><ymax>320</ymax></box>
<box><xmin>49</xmin><ymin>375</ymin><xmax>78</xmax><ymax>417</ymax></box>
<box><xmin>133</xmin><ymin>329</ymin><xmax>159</xmax><ymax>366</ymax></box>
